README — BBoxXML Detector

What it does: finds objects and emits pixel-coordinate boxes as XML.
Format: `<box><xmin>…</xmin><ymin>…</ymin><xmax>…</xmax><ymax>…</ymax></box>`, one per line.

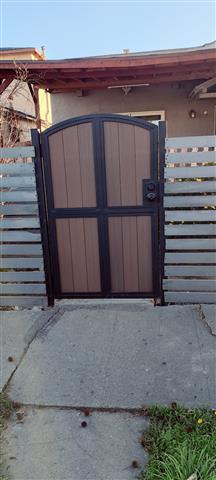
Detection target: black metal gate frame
<box><xmin>33</xmin><ymin>114</ymin><xmax>166</xmax><ymax>303</ymax></box>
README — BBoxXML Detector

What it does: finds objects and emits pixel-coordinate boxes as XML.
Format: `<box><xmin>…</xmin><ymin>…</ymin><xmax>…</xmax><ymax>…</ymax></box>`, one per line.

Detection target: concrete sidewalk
<box><xmin>1</xmin><ymin>301</ymin><xmax>216</xmax><ymax>479</ymax></box>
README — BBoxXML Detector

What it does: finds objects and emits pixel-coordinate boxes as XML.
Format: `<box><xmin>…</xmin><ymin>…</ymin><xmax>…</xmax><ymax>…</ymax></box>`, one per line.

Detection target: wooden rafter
<box><xmin>43</xmin><ymin>71</ymin><xmax>214</xmax><ymax>92</ymax></box>
<box><xmin>189</xmin><ymin>76</ymin><xmax>216</xmax><ymax>99</ymax></box>
<box><xmin>199</xmin><ymin>92</ymin><xmax>216</xmax><ymax>99</ymax></box>
<box><xmin>28</xmin><ymin>82</ymin><xmax>37</xmax><ymax>102</ymax></box>
<box><xmin>0</xmin><ymin>77</ymin><xmax>13</xmax><ymax>94</ymax></box>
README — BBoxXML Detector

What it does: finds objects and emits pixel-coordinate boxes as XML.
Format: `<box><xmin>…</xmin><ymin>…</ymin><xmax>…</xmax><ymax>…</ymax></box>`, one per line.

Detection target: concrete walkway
<box><xmin>1</xmin><ymin>301</ymin><xmax>216</xmax><ymax>480</ymax></box>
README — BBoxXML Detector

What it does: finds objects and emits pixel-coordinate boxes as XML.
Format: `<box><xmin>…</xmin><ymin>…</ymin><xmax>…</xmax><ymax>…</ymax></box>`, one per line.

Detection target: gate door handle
<box><xmin>143</xmin><ymin>180</ymin><xmax>158</xmax><ymax>202</ymax></box>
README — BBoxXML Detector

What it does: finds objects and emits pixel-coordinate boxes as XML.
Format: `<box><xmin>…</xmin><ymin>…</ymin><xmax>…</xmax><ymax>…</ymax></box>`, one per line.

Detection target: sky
<box><xmin>0</xmin><ymin>0</ymin><xmax>215</xmax><ymax>59</ymax></box>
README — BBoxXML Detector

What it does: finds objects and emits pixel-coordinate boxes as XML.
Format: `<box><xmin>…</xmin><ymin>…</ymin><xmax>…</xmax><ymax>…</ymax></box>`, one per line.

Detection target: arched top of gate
<box><xmin>41</xmin><ymin>113</ymin><xmax>158</xmax><ymax>138</ymax></box>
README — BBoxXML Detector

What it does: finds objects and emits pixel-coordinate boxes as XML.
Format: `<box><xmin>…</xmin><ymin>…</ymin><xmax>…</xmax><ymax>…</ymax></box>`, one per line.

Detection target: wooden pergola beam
<box><xmin>28</xmin><ymin>82</ymin><xmax>37</xmax><ymax>102</ymax></box>
<box><xmin>27</xmin><ymin>83</ymin><xmax>41</xmax><ymax>130</ymax></box>
<box><xmin>199</xmin><ymin>92</ymin><xmax>216</xmax><ymax>99</ymax></box>
<box><xmin>0</xmin><ymin>77</ymin><xmax>13</xmax><ymax>94</ymax></box>
<box><xmin>0</xmin><ymin>48</ymin><xmax>215</xmax><ymax>71</ymax></box>
<box><xmin>0</xmin><ymin>47</ymin><xmax>215</xmax><ymax>93</ymax></box>
<box><xmin>189</xmin><ymin>76</ymin><xmax>216</xmax><ymax>98</ymax></box>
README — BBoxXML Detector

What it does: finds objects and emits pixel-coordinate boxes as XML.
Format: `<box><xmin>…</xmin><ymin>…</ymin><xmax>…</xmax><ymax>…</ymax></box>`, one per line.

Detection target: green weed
<box><xmin>141</xmin><ymin>405</ymin><xmax>216</xmax><ymax>480</ymax></box>
<box><xmin>0</xmin><ymin>393</ymin><xmax>14</xmax><ymax>480</ymax></box>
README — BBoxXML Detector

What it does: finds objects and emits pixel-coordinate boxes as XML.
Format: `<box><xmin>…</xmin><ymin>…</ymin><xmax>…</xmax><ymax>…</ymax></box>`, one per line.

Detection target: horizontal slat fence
<box><xmin>163</xmin><ymin>134</ymin><xmax>216</xmax><ymax>304</ymax></box>
<box><xmin>0</xmin><ymin>146</ymin><xmax>47</xmax><ymax>307</ymax></box>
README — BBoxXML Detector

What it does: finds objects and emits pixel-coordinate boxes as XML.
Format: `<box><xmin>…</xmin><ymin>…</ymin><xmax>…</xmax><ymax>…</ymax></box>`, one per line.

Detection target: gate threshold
<box><xmin>55</xmin><ymin>298</ymin><xmax>153</xmax><ymax>308</ymax></box>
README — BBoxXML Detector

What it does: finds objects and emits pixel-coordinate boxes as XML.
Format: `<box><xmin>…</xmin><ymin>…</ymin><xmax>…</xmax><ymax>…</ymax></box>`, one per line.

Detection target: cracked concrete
<box><xmin>199</xmin><ymin>305</ymin><xmax>216</xmax><ymax>336</ymax></box>
<box><xmin>1</xmin><ymin>301</ymin><xmax>216</xmax><ymax>480</ymax></box>
<box><xmin>0</xmin><ymin>308</ymin><xmax>58</xmax><ymax>391</ymax></box>
<box><xmin>6</xmin><ymin>304</ymin><xmax>216</xmax><ymax>408</ymax></box>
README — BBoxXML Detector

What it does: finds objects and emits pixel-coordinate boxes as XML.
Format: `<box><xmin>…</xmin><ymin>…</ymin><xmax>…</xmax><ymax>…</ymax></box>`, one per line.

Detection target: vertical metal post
<box><xmin>31</xmin><ymin>129</ymin><xmax>54</xmax><ymax>307</ymax></box>
<box><xmin>158</xmin><ymin>121</ymin><xmax>166</xmax><ymax>306</ymax></box>
<box><xmin>92</xmin><ymin>118</ymin><xmax>111</xmax><ymax>296</ymax></box>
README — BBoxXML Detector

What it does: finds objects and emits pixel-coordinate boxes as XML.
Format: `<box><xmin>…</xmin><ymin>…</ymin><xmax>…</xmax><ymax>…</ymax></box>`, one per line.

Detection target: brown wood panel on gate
<box><xmin>48</xmin><ymin>123</ymin><xmax>96</xmax><ymax>208</ymax></box>
<box><xmin>104</xmin><ymin>122</ymin><xmax>151</xmax><ymax>206</ymax></box>
<box><xmin>41</xmin><ymin>114</ymin><xmax>160</xmax><ymax>299</ymax></box>
<box><xmin>56</xmin><ymin>218</ymin><xmax>101</xmax><ymax>293</ymax></box>
<box><xmin>108</xmin><ymin>216</ymin><xmax>152</xmax><ymax>293</ymax></box>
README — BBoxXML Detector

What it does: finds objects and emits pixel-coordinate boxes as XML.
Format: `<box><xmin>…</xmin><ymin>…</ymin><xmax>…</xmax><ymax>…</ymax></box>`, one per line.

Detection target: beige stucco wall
<box><xmin>51</xmin><ymin>81</ymin><xmax>215</xmax><ymax>137</ymax></box>
<box><xmin>0</xmin><ymin>51</ymin><xmax>38</xmax><ymax>60</ymax></box>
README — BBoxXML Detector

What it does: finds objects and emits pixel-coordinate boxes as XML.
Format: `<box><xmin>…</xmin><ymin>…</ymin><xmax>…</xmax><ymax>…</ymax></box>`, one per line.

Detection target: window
<box><xmin>120</xmin><ymin>110</ymin><xmax>165</xmax><ymax>125</ymax></box>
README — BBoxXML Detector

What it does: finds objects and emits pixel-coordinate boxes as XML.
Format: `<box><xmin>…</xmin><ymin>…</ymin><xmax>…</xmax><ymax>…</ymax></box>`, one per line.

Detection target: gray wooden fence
<box><xmin>163</xmin><ymin>135</ymin><xmax>216</xmax><ymax>304</ymax></box>
<box><xmin>0</xmin><ymin>146</ymin><xmax>47</xmax><ymax>307</ymax></box>
<box><xmin>1</xmin><ymin>135</ymin><xmax>216</xmax><ymax>308</ymax></box>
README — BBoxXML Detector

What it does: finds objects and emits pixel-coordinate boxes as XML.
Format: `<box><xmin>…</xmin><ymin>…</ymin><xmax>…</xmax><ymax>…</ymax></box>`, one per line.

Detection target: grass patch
<box><xmin>140</xmin><ymin>404</ymin><xmax>216</xmax><ymax>480</ymax></box>
<box><xmin>0</xmin><ymin>393</ymin><xmax>14</xmax><ymax>480</ymax></box>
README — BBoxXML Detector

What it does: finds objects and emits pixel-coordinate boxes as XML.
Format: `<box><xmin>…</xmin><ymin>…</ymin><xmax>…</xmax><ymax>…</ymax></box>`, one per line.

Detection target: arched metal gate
<box><xmin>33</xmin><ymin>114</ymin><xmax>164</xmax><ymax>301</ymax></box>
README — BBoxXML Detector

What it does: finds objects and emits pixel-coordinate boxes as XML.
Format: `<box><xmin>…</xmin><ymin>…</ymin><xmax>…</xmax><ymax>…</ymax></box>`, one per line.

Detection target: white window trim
<box><xmin>119</xmin><ymin>110</ymin><xmax>165</xmax><ymax>120</ymax></box>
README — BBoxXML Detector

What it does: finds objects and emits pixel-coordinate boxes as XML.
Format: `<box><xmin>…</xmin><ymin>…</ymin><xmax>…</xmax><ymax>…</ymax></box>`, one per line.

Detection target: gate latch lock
<box><xmin>143</xmin><ymin>180</ymin><xmax>158</xmax><ymax>202</ymax></box>
<box><xmin>146</xmin><ymin>192</ymin><xmax>156</xmax><ymax>201</ymax></box>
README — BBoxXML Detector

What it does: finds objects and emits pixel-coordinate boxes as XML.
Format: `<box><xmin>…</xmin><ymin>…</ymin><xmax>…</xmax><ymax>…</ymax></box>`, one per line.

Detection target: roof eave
<box><xmin>0</xmin><ymin>46</ymin><xmax>215</xmax><ymax>92</ymax></box>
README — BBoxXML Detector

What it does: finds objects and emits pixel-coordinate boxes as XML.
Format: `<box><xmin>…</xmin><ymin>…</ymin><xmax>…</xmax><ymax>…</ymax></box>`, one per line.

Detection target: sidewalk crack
<box><xmin>2</xmin><ymin>306</ymin><xmax>61</xmax><ymax>392</ymax></box>
<box><xmin>197</xmin><ymin>305</ymin><xmax>216</xmax><ymax>337</ymax></box>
